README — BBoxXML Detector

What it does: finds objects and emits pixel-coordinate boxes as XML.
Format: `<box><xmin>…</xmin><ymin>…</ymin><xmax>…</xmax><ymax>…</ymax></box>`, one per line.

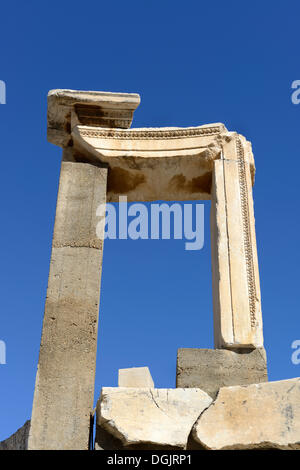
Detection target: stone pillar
<box><xmin>28</xmin><ymin>159</ymin><xmax>107</xmax><ymax>450</ymax></box>
<box><xmin>210</xmin><ymin>135</ymin><xmax>263</xmax><ymax>350</ymax></box>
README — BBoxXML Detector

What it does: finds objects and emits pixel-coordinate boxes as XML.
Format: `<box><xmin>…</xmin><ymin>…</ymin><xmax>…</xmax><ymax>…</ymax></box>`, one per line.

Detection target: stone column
<box><xmin>210</xmin><ymin>135</ymin><xmax>263</xmax><ymax>350</ymax></box>
<box><xmin>28</xmin><ymin>158</ymin><xmax>107</xmax><ymax>450</ymax></box>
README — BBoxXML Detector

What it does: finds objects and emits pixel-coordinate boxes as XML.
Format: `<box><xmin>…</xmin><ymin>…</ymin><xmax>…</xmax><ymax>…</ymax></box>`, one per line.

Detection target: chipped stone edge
<box><xmin>97</xmin><ymin>387</ymin><xmax>214</xmax><ymax>450</ymax></box>
<box><xmin>191</xmin><ymin>378</ymin><xmax>300</xmax><ymax>450</ymax></box>
<box><xmin>47</xmin><ymin>89</ymin><xmax>141</xmax><ymax>147</ymax></box>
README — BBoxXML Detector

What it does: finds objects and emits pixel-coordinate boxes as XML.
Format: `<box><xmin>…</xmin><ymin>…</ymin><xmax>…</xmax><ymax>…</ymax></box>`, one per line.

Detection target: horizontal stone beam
<box><xmin>71</xmin><ymin>123</ymin><xmax>255</xmax><ymax>202</ymax></box>
<box><xmin>47</xmin><ymin>90</ymin><xmax>256</xmax><ymax>203</ymax></box>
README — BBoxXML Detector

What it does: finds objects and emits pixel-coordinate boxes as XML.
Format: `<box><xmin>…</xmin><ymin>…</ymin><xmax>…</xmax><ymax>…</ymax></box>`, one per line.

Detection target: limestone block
<box><xmin>96</xmin><ymin>387</ymin><xmax>212</xmax><ymax>449</ymax></box>
<box><xmin>118</xmin><ymin>367</ymin><xmax>154</xmax><ymax>388</ymax></box>
<box><xmin>193</xmin><ymin>378</ymin><xmax>300</xmax><ymax>450</ymax></box>
<box><xmin>47</xmin><ymin>89</ymin><xmax>140</xmax><ymax>146</ymax></box>
<box><xmin>0</xmin><ymin>421</ymin><xmax>30</xmax><ymax>450</ymax></box>
<box><xmin>176</xmin><ymin>348</ymin><xmax>268</xmax><ymax>398</ymax></box>
<box><xmin>28</xmin><ymin>162</ymin><xmax>107</xmax><ymax>450</ymax></box>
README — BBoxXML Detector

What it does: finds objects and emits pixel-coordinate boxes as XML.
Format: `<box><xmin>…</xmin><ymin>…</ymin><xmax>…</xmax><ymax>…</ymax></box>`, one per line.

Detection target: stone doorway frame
<box><xmin>28</xmin><ymin>90</ymin><xmax>264</xmax><ymax>450</ymax></box>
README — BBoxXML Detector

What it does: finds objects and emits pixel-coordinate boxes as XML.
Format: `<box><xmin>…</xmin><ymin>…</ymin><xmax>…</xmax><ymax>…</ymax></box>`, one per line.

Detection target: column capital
<box><xmin>47</xmin><ymin>89</ymin><xmax>141</xmax><ymax>147</ymax></box>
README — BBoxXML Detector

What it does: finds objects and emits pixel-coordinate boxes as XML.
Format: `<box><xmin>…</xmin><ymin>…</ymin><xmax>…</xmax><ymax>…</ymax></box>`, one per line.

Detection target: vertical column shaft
<box><xmin>28</xmin><ymin>160</ymin><xmax>107</xmax><ymax>449</ymax></box>
<box><xmin>210</xmin><ymin>135</ymin><xmax>263</xmax><ymax>349</ymax></box>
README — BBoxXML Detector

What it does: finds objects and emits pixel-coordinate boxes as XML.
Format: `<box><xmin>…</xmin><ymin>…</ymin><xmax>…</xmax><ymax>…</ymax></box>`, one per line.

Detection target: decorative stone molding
<box><xmin>236</xmin><ymin>136</ymin><xmax>257</xmax><ymax>328</ymax></box>
<box><xmin>77</xmin><ymin>124</ymin><xmax>225</xmax><ymax>140</ymax></box>
<box><xmin>211</xmin><ymin>135</ymin><xmax>263</xmax><ymax>349</ymax></box>
<box><xmin>71</xmin><ymin>123</ymin><xmax>255</xmax><ymax>203</ymax></box>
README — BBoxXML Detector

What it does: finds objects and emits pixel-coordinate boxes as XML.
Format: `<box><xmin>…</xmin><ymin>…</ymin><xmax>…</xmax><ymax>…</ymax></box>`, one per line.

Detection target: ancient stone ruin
<box><xmin>1</xmin><ymin>89</ymin><xmax>300</xmax><ymax>450</ymax></box>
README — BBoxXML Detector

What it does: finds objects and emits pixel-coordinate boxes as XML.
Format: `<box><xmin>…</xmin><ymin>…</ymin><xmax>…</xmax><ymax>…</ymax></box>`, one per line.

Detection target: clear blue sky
<box><xmin>1</xmin><ymin>0</ymin><xmax>300</xmax><ymax>441</ymax></box>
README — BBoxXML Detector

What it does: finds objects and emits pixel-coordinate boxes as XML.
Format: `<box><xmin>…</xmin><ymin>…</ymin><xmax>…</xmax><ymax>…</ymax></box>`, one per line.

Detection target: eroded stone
<box><xmin>0</xmin><ymin>421</ymin><xmax>30</xmax><ymax>450</ymax></box>
<box><xmin>28</xmin><ymin>162</ymin><xmax>108</xmax><ymax>450</ymax></box>
<box><xmin>177</xmin><ymin>348</ymin><xmax>268</xmax><ymax>398</ymax></box>
<box><xmin>96</xmin><ymin>387</ymin><xmax>212</xmax><ymax>449</ymax></box>
<box><xmin>47</xmin><ymin>89</ymin><xmax>140</xmax><ymax>146</ymax></box>
<box><xmin>193</xmin><ymin>378</ymin><xmax>300</xmax><ymax>450</ymax></box>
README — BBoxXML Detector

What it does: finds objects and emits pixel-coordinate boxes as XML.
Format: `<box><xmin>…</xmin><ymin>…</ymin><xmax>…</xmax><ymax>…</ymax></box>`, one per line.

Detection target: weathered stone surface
<box><xmin>193</xmin><ymin>378</ymin><xmax>300</xmax><ymax>450</ymax></box>
<box><xmin>32</xmin><ymin>89</ymin><xmax>267</xmax><ymax>451</ymax></box>
<box><xmin>47</xmin><ymin>90</ymin><xmax>264</xmax><ymax>353</ymax></box>
<box><xmin>72</xmin><ymin>123</ymin><xmax>231</xmax><ymax>202</ymax></box>
<box><xmin>95</xmin><ymin>426</ymin><xmax>124</xmax><ymax>450</ymax></box>
<box><xmin>28</xmin><ymin>162</ymin><xmax>107</xmax><ymax>450</ymax></box>
<box><xmin>0</xmin><ymin>421</ymin><xmax>30</xmax><ymax>450</ymax></box>
<box><xmin>48</xmin><ymin>89</ymin><xmax>140</xmax><ymax>146</ymax></box>
<box><xmin>177</xmin><ymin>348</ymin><xmax>268</xmax><ymax>398</ymax></box>
<box><xmin>118</xmin><ymin>367</ymin><xmax>154</xmax><ymax>388</ymax></box>
<box><xmin>211</xmin><ymin>138</ymin><xmax>263</xmax><ymax>349</ymax></box>
<box><xmin>96</xmin><ymin>387</ymin><xmax>212</xmax><ymax>449</ymax></box>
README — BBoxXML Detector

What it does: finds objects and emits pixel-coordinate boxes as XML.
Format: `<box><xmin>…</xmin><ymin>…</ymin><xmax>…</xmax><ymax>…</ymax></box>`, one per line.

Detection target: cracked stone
<box><xmin>193</xmin><ymin>378</ymin><xmax>300</xmax><ymax>450</ymax></box>
<box><xmin>96</xmin><ymin>387</ymin><xmax>212</xmax><ymax>449</ymax></box>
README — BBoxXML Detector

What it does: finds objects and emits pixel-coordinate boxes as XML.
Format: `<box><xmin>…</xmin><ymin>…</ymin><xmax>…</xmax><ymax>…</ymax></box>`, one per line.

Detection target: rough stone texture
<box><xmin>47</xmin><ymin>89</ymin><xmax>140</xmax><ymax>146</ymax></box>
<box><xmin>193</xmin><ymin>378</ymin><xmax>300</xmax><ymax>450</ymax></box>
<box><xmin>211</xmin><ymin>136</ymin><xmax>263</xmax><ymax>349</ymax></box>
<box><xmin>28</xmin><ymin>161</ymin><xmax>107</xmax><ymax>450</ymax></box>
<box><xmin>176</xmin><ymin>348</ymin><xmax>268</xmax><ymax>398</ymax></box>
<box><xmin>118</xmin><ymin>367</ymin><xmax>154</xmax><ymax>388</ymax></box>
<box><xmin>0</xmin><ymin>421</ymin><xmax>30</xmax><ymax>450</ymax></box>
<box><xmin>96</xmin><ymin>387</ymin><xmax>212</xmax><ymax>449</ymax></box>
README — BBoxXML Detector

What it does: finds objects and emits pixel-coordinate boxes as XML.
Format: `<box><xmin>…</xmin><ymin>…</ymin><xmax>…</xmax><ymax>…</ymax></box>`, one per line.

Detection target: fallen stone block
<box><xmin>96</xmin><ymin>387</ymin><xmax>212</xmax><ymax>449</ymax></box>
<box><xmin>118</xmin><ymin>367</ymin><xmax>154</xmax><ymax>388</ymax></box>
<box><xmin>177</xmin><ymin>348</ymin><xmax>268</xmax><ymax>398</ymax></box>
<box><xmin>192</xmin><ymin>377</ymin><xmax>300</xmax><ymax>450</ymax></box>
